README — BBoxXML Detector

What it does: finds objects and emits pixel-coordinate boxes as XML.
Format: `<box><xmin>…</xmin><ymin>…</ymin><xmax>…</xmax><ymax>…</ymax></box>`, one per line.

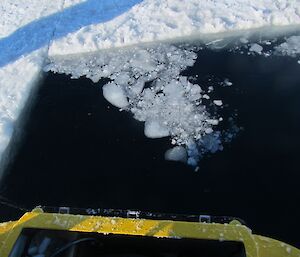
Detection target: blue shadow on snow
<box><xmin>0</xmin><ymin>0</ymin><xmax>143</xmax><ymax>68</ymax></box>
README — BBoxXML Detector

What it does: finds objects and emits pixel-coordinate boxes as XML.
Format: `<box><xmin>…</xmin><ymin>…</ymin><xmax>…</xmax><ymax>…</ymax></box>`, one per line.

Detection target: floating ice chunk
<box><xmin>102</xmin><ymin>82</ymin><xmax>129</xmax><ymax>108</ymax></box>
<box><xmin>144</xmin><ymin>119</ymin><xmax>170</xmax><ymax>138</ymax></box>
<box><xmin>187</xmin><ymin>84</ymin><xmax>202</xmax><ymax>101</ymax></box>
<box><xmin>165</xmin><ymin>146</ymin><xmax>187</xmax><ymax>163</ymax></box>
<box><xmin>200</xmin><ymin>132</ymin><xmax>224</xmax><ymax>154</ymax></box>
<box><xmin>223</xmin><ymin>78</ymin><xmax>233</xmax><ymax>86</ymax></box>
<box><xmin>190</xmin><ymin>84</ymin><xmax>202</xmax><ymax>95</ymax></box>
<box><xmin>206</xmin><ymin>119</ymin><xmax>219</xmax><ymax>125</ymax></box>
<box><xmin>187</xmin><ymin>157</ymin><xmax>198</xmax><ymax>166</ymax></box>
<box><xmin>249</xmin><ymin>43</ymin><xmax>263</xmax><ymax>54</ymax></box>
<box><xmin>205</xmin><ymin>128</ymin><xmax>213</xmax><ymax>134</ymax></box>
<box><xmin>240</xmin><ymin>38</ymin><xmax>249</xmax><ymax>44</ymax></box>
<box><xmin>275</xmin><ymin>36</ymin><xmax>300</xmax><ymax>57</ymax></box>
<box><xmin>203</xmin><ymin>94</ymin><xmax>210</xmax><ymax>99</ymax></box>
<box><xmin>213</xmin><ymin>100</ymin><xmax>223</xmax><ymax>106</ymax></box>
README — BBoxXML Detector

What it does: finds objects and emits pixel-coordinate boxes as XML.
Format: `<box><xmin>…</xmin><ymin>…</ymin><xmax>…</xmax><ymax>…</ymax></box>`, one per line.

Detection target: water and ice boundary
<box><xmin>1</xmin><ymin>0</ymin><xmax>300</xmax><ymax>172</ymax></box>
<box><xmin>0</xmin><ymin>27</ymin><xmax>300</xmax><ymax>174</ymax></box>
<box><xmin>46</xmin><ymin>43</ymin><xmax>223</xmax><ymax>167</ymax></box>
<box><xmin>45</xmin><ymin>29</ymin><xmax>300</xmax><ymax>168</ymax></box>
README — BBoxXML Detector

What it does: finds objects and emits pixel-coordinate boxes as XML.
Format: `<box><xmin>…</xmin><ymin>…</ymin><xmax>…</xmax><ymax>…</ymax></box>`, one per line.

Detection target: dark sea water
<box><xmin>1</xmin><ymin>47</ymin><xmax>300</xmax><ymax>247</ymax></box>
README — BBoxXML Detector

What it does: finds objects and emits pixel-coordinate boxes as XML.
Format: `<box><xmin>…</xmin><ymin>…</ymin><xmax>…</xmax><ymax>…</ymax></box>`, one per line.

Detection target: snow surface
<box><xmin>48</xmin><ymin>0</ymin><xmax>300</xmax><ymax>56</ymax></box>
<box><xmin>1</xmin><ymin>0</ymin><xmax>300</xmax><ymax>170</ymax></box>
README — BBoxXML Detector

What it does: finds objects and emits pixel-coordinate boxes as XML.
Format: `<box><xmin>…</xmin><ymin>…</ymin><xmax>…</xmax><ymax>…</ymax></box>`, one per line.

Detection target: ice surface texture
<box><xmin>49</xmin><ymin>0</ymin><xmax>300</xmax><ymax>56</ymax></box>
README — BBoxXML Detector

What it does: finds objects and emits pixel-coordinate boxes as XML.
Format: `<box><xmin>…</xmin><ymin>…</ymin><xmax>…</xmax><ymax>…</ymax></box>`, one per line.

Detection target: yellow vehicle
<box><xmin>0</xmin><ymin>207</ymin><xmax>299</xmax><ymax>257</ymax></box>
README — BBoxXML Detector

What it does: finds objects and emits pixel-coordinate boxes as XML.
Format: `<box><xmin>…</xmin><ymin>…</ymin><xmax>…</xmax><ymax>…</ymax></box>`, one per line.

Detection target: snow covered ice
<box><xmin>1</xmin><ymin>0</ymin><xmax>300</xmax><ymax>171</ymax></box>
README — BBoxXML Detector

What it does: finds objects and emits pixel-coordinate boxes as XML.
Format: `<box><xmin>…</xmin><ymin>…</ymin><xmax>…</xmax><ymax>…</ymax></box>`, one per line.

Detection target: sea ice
<box><xmin>48</xmin><ymin>0</ymin><xmax>300</xmax><ymax>56</ymax></box>
<box><xmin>223</xmin><ymin>79</ymin><xmax>233</xmax><ymax>86</ymax></box>
<box><xmin>165</xmin><ymin>146</ymin><xmax>187</xmax><ymax>163</ymax></box>
<box><xmin>213</xmin><ymin>100</ymin><xmax>223</xmax><ymax>106</ymax></box>
<box><xmin>249</xmin><ymin>43</ymin><xmax>263</xmax><ymax>55</ymax></box>
<box><xmin>1</xmin><ymin>0</ymin><xmax>300</xmax><ymax>170</ymax></box>
<box><xmin>46</xmin><ymin>43</ymin><xmax>227</xmax><ymax>166</ymax></box>
<box><xmin>275</xmin><ymin>36</ymin><xmax>300</xmax><ymax>57</ymax></box>
<box><xmin>103</xmin><ymin>82</ymin><xmax>129</xmax><ymax>108</ymax></box>
<box><xmin>144</xmin><ymin>120</ymin><xmax>170</xmax><ymax>139</ymax></box>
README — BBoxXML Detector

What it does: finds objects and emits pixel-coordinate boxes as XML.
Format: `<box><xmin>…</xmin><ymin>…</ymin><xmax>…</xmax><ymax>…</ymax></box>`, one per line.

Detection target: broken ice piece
<box><xmin>249</xmin><ymin>43</ymin><xmax>263</xmax><ymax>54</ymax></box>
<box><xmin>165</xmin><ymin>146</ymin><xmax>187</xmax><ymax>163</ymax></box>
<box><xmin>213</xmin><ymin>100</ymin><xmax>223</xmax><ymax>106</ymax></box>
<box><xmin>223</xmin><ymin>78</ymin><xmax>232</xmax><ymax>86</ymax></box>
<box><xmin>240</xmin><ymin>37</ymin><xmax>249</xmax><ymax>44</ymax></box>
<box><xmin>144</xmin><ymin>119</ymin><xmax>170</xmax><ymax>138</ymax></box>
<box><xmin>102</xmin><ymin>82</ymin><xmax>129</xmax><ymax>108</ymax></box>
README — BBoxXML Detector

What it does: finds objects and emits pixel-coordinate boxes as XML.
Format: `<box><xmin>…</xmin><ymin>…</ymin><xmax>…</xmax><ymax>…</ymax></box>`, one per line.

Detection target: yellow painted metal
<box><xmin>0</xmin><ymin>208</ymin><xmax>299</xmax><ymax>257</ymax></box>
<box><xmin>0</xmin><ymin>221</ymin><xmax>16</xmax><ymax>251</ymax></box>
